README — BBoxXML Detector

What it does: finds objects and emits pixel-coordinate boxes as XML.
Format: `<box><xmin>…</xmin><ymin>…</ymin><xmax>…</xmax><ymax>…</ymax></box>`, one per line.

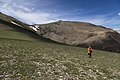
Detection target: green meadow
<box><xmin>0</xmin><ymin>23</ymin><xmax>120</xmax><ymax>80</ymax></box>
<box><xmin>0</xmin><ymin>31</ymin><xmax>120</xmax><ymax>80</ymax></box>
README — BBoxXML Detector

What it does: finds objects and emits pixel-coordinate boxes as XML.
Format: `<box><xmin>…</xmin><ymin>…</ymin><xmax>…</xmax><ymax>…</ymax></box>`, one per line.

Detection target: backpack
<box><xmin>90</xmin><ymin>48</ymin><xmax>92</xmax><ymax>52</ymax></box>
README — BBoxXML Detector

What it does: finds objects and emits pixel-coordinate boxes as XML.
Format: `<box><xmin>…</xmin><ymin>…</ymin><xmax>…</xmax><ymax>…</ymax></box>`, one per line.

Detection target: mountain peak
<box><xmin>33</xmin><ymin>21</ymin><xmax>120</xmax><ymax>53</ymax></box>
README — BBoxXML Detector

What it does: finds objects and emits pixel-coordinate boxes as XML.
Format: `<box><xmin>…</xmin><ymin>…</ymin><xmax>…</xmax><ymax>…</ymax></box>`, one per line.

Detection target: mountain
<box><xmin>32</xmin><ymin>20</ymin><xmax>120</xmax><ymax>53</ymax></box>
<box><xmin>0</xmin><ymin>12</ymin><xmax>37</xmax><ymax>41</ymax></box>
<box><xmin>0</xmin><ymin>12</ymin><xmax>53</xmax><ymax>42</ymax></box>
<box><xmin>0</xmin><ymin>12</ymin><xmax>67</xmax><ymax>45</ymax></box>
<box><xmin>0</xmin><ymin>12</ymin><xmax>30</xmax><ymax>29</ymax></box>
<box><xmin>0</xmin><ymin>12</ymin><xmax>120</xmax><ymax>53</ymax></box>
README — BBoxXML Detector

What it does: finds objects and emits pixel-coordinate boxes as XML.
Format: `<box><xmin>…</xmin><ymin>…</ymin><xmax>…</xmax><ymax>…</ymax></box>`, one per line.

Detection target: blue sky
<box><xmin>0</xmin><ymin>0</ymin><xmax>120</xmax><ymax>32</ymax></box>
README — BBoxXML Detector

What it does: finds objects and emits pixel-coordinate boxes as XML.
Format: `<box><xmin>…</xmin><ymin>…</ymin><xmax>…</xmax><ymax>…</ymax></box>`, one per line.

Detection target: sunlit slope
<box><xmin>0</xmin><ymin>38</ymin><xmax>120</xmax><ymax>80</ymax></box>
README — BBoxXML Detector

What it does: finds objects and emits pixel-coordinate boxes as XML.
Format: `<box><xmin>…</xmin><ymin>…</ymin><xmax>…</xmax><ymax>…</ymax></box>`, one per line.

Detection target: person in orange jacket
<box><xmin>88</xmin><ymin>46</ymin><xmax>92</xmax><ymax>58</ymax></box>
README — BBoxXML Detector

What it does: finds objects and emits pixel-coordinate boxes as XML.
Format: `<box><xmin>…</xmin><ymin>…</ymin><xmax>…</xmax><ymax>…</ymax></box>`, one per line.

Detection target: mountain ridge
<box><xmin>0</xmin><ymin>12</ymin><xmax>120</xmax><ymax>53</ymax></box>
<box><xmin>32</xmin><ymin>20</ymin><xmax>120</xmax><ymax>53</ymax></box>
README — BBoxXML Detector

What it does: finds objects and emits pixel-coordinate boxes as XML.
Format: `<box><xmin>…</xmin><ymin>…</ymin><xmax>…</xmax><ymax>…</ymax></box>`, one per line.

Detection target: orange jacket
<box><xmin>88</xmin><ymin>47</ymin><xmax>91</xmax><ymax>53</ymax></box>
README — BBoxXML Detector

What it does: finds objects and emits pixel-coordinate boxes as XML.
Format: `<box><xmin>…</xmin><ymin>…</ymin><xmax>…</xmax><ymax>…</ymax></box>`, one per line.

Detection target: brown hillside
<box><xmin>34</xmin><ymin>21</ymin><xmax>120</xmax><ymax>53</ymax></box>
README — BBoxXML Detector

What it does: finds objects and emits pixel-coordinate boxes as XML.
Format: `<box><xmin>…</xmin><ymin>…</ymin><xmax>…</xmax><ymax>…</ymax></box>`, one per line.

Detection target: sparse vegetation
<box><xmin>0</xmin><ymin>38</ymin><xmax>120</xmax><ymax>80</ymax></box>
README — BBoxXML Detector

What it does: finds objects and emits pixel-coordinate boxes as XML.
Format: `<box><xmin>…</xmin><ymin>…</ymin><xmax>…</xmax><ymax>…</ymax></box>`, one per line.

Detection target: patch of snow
<box><xmin>10</xmin><ymin>21</ymin><xmax>21</xmax><ymax>26</ymax></box>
<box><xmin>29</xmin><ymin>25</ymin><xmax>39</xmax><ymax>32</ymax></box>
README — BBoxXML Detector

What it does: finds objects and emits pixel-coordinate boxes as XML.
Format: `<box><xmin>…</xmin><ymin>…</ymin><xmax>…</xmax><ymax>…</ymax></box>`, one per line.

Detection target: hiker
<box><xmin>88</xmin><ymin>46</ymin><xmax>92</xmax><ymax>58</ymax></box>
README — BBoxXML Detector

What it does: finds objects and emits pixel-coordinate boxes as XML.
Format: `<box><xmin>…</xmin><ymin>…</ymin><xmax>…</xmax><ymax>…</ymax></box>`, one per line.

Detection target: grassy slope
<box><xmin>0</xmin><ymin>38</ymin><xmax>120</xmax><ymax>80</ymax></box>
<box><xmin>0</xmin><ymin>21</ymin><xmax>52</xmax><ymax>42</ymax></box>
<box><xmin>0</xmin><ymin>20</ymin><xmax>120</xmax><ymax>80</ymax></box>
<box><xmin>0</xmin><ymin>30</ymin><xmax>38</xmax><ymax>41</ymax></box>
<box><xmin>0</xmin><ymin>17</ymin><xmax>41</xmax><ymax>41</ymax></box>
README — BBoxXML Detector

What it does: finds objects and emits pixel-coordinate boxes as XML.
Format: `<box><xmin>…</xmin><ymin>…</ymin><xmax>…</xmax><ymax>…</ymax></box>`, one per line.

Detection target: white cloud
<box><xmin>0</xmin><ymin>0</ymin><xmax>58</xmax><ymax>24</ymax></box>
<box><xmin>0</xmin><ymin>0</ymin><xmax>120</xmax><ymax>34</ymax></box>
<box><xmin>118</xmin><ymin>12</ymin><xmax>120</xmax><ymax>16</ymax></box>
<box><xmin>11</xmin><ymin>10</ymin><xmax>51</xmax><ymax>24</ymax></box>
<box><xmin>113</xmin><ymin>28</ymin><xmax>120</xmax><ymax>33</ymax></box>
